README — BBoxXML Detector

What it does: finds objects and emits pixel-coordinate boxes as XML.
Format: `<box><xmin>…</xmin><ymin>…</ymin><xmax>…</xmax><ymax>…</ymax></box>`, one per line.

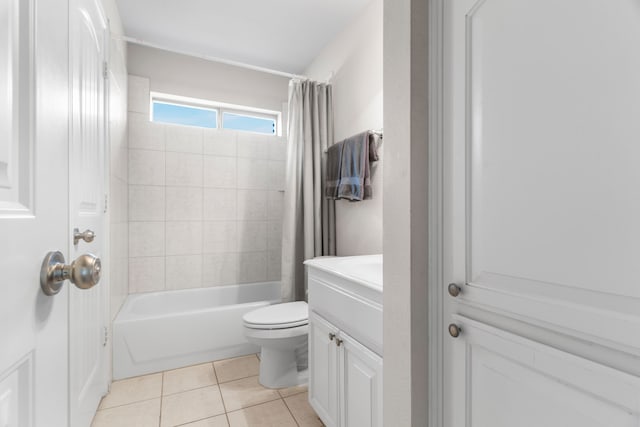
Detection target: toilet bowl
<box><xmin>243</xmin><ymin>301</ymin><xmax>309</xmax><ymax>389</ymax></box>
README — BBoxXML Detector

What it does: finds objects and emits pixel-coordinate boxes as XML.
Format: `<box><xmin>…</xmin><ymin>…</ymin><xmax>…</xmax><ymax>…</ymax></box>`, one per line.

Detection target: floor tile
<box><xmin>160</xmin><ymin>385</ymin><xmax>226</xmax><ymax>427</ymax></box>
<box><xmin>92</xmin><ymin>398</ymin><xmax>160</xmax><ymax>427</ymax></box>
<box><xmin>284</xmin><ymin>392</ymin><xmax>323</xmax><ymax>426</ymax></box>
<box><xmin>163</xmin><ymin>363</ymin><xmax>217</xmax><ymax>396</ymax></box>
<box><xmin>99</xmin><ymin>373</ymin><xmax>162</xmax><ymax>409</ymax></box>
<box><xmin>214</xmin><ymin>355</ymin><xmax>260</xmax><ymax>383</ymax></box>
<box><xmin>278</xmin><ymin>383</ymin><xmax>308</xmax><ymax>398</ymax></box>
<box><xmin>219</xmin><ymin>376</ymin><xmax>281</xmax><ymax>411</ymax></box>
<box><xmin>180</xmin><ymin>414</ymin><xmax>229</xmax><ymax>426</ymax></box>
<box><xmin>227</xmin><ymin>400</ymin><xmax>297</xmax><ymax>427</ymax></box>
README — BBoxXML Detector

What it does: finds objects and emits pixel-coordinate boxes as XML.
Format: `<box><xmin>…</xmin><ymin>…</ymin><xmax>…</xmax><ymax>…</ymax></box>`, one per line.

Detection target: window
<box><xmin>152</xmin><ymin>101</ymin><xmax>218</xmax><ymax>129</ymax></box>
<box><xmin>151</xmin><ymin>92</ymin><xmax>280</xmax><ymax>135</ymax></box>
<box><xmin>222</xmin><ymin>111</ymin><xmax>276</xmax><ymax>135</ymax></box>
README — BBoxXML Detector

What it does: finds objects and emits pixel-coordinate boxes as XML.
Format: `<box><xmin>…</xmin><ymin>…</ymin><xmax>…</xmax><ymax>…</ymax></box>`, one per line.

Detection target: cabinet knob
<box><xmin>329</xmin><ymin>333</ymin><xmax>335</xmax><ymax>341</ymax></box>
<box><xmin>335</xmin><ymin>338</ymin><xmax>343</xmax><ymax>347</ymax></box>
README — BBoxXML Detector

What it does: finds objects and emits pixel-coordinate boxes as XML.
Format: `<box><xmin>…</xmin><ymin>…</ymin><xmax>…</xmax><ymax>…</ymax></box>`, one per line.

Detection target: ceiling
<box><xmin>115</xmin><ymin>0</ymin><xmax>372</xmax><ymax>75</ymax></box>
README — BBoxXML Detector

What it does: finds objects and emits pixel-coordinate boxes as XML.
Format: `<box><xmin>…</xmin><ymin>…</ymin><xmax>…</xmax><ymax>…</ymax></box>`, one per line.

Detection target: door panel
<box><xmin>0</xmin><ymin>0</ymin><xmax>32</xmax><ymax>214</ymax></box>
<box><xmin>457</xmin><ymin>317</ymin><xmax>640</xmax><ymax>427</ymax></box>
<box><xmin>69</xmin><ymin>0</ymin><xmax>108</xmax><ymax>425</ymax></box>
<box><xmin>0</xmin><ymin>0</ymin><xmax>69</xmax><ymax>425</ymax></box>
<box><xmin>443</xmin><ymin>0</ymin><xmax>640</xmax><ymax>425</ymax></box>
<box><xmin>340</xmin><ymin>332</ymin><xmax>382</xmax><ymax>427</ymax></box>
<box><xmin>309</xmin><ymin>311</ymin><xmax>340</xmax><ymax>427</ymax></box>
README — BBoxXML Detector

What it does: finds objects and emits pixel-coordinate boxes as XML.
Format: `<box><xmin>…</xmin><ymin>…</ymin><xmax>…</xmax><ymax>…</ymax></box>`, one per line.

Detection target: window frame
<box><xmin>150</xmin><ymin>92</ymin><xmax>282</xmax><ymax>136</ymax></box>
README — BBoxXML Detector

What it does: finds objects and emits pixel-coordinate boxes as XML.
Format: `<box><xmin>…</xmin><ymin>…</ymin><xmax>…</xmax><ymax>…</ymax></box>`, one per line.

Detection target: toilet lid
<box><xmin>243</xmin><ymin>301</ymin><xmax>308</xmax><ymax>329</ymax></box>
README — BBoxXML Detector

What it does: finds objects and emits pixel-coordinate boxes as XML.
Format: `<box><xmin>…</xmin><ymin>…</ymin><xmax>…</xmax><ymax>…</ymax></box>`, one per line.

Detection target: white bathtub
<box><xmin>113</xmin><ymin>282</ymin><xmax>281</xmax><ymax>379</ymax></box>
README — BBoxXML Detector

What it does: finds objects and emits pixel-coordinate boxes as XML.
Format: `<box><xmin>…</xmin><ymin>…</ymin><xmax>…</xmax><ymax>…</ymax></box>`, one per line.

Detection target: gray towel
<box><xmin>325</xmin><ymin>141</ymin><xmax>343</xmax><ymax>199</ymax></box>
<box><xmin>337</xmin><ymin>131</ymin><xmax>376</xmax><ymax>201</ymax></box>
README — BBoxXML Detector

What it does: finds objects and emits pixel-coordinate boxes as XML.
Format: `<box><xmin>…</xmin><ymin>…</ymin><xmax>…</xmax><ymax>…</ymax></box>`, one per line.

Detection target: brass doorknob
<box><xmin>73</xmin><ymin>228</ymin><xmax>96</xmax><ymax>245</ymax></box>
<box><xmin>448</xmin><ymin>323</ymin><xmax>462</xmax><ymax>338</ymax></box>
<box><xmin>448</xmin><ymin>283</ymin><xmax>461</xmax><ymax>297</ymax></box>
<box><xmin>40</xmin><ymin>251</ymin><xmax>102</xmax><ymax>296</ymax></box>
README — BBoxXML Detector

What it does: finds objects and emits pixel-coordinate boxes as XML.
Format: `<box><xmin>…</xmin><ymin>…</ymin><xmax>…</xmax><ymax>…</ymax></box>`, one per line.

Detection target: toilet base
<box><xmin>258</xmin><ymin>346</ymin><xmax>308</xmax><ymax>389</ymax></box>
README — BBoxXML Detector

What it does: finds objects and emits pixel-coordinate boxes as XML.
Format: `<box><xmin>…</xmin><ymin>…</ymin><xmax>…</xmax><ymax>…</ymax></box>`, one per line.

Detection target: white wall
<box><xmin>383</xmin><ymin>0</ymin><xmax>429</xmax><ymax>425</ymax></box>
<box><xmin>127</xmin><ymin>44</ymin><xmax>289</xmax><ymax>113</ymax></box>
<box><xmin>304</xmin><ymin>0</ymin><xmax>383</xmax><ymax>256</ymax></box>
<box><xmin>125</xmin><ymin>47</ymin><xmax>289</xmax><ymax>294</ymax></box>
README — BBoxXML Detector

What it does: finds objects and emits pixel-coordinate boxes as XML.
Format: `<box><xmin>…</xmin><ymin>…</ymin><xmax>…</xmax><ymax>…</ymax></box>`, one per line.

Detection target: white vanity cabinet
<box><xmin>308</xmin><ymin>311</ymin><xmax>340</xmax><ymax>426</ymax></box>
<box><xmin>305</xmin><ymin>255</ymin><xmax>383</xmax><ymax>427</ymax></box>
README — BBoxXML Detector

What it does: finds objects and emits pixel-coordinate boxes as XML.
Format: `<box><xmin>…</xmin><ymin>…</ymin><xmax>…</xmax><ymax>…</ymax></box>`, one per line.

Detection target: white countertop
<box><xmin>304</xmin><ymin>254</ymin><xmax>383</xmax><ymax>292</ymax></box>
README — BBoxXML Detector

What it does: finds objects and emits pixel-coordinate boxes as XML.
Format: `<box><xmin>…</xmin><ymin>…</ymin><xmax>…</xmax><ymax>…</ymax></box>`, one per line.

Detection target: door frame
<box><xmin>427</xmin><ymin>0</ymin><xmax>445</xmax><ymax>426</ymax></box>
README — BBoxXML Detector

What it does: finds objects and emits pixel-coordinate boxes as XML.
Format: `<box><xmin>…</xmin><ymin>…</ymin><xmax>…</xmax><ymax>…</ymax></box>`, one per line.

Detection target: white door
<box><xmin>442</xmin><ymin>0</ymin><xmax>640</xmax><ymax>426</ymax></box>
<box><xmin>309</xmin><ymin>311</ymin><xmax>340</xmax><ymax>427</ymax></box>
<box><xmin>0</xmin><ymin>0</ymin><xmax>70</xmax><ymax>426</ymax></box>
<box><xmin>69</xmin><ymin>0</ymin><xmax>109</xmax><ymax>425</ymax></box>
<box><xmin>339</xmin><ymin>332</ymin><xmax>382</xmax><ymax>427</ymax></box>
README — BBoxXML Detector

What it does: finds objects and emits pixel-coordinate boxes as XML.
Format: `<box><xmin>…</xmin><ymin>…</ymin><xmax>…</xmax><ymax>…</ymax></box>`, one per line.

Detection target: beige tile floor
<box><xmin>92</xmin><ymin>354</ymin><xmax>323</xmax><ymax>427</ymax></box>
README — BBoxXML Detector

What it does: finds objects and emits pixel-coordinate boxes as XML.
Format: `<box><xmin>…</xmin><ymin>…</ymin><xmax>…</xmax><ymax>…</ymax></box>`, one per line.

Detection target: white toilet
<box><xmin>243</xmin><ymin>301</ymin><xmax>309</xmax><ymax>389</ymax></box>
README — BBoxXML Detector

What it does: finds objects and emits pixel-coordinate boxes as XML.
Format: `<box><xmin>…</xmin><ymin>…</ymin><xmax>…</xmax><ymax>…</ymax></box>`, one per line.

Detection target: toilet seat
<box><xmin>243</xmin><ymin>301</ymin><xmax>308</xmax><ymax>330</ymax></box>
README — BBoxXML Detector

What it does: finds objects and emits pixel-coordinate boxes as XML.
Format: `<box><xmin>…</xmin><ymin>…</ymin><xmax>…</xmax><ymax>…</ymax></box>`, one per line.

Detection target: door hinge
<box><xmin>103</xmin><ymin>61</ymin><xmax>109</xmax><ymax>79</ymax></box>
<box><xmin>104</xmin><ymin>194</ymin><xmax>108</xmax><ymax>213</ymax></box>
<box><xmin>103</xmin><ymin>326</ymin><xmax>108</xmax><ymax>347</ymax></box>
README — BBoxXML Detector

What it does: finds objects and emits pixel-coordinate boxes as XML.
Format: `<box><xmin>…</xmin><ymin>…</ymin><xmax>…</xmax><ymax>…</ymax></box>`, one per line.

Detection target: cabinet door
<box><xmin>340</xmin><ymin>332</ymin><xmax>383</xmax><ymax>427</ymax></box>
<box><xmin>309</xmin><ymin>311</ymin><xmax>340</xmax><ymax>427</ymax></box>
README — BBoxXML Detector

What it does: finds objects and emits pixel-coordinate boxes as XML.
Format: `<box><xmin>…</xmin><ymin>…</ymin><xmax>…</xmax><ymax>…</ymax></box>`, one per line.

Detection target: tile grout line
<box><xmin>281</xmin><ymin>395</ymin><xmax>302</xmax><ymax>427</ymax></box>
<box><xmin>97</xmin><ymin>395</ymin><xmax>160</xmax><ymax>412</ymax></box>
<box><xmin>211</xmin><ymin>361</ymin><xmax>232</xmax><ymax>427</ymax></box>
<box><xmin>159</xmin><ymin>372</ymin><xmax>165</xmax><ymax>427</ymax></box>
<box><xmin>224</xmin><ymin>395</ymin><xmax>286</xmax><ymax>416</ymax></box>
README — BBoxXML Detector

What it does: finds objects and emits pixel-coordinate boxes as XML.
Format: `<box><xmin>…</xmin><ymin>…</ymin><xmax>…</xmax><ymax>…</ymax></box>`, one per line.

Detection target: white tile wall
<box><xmin>238</xmin><ymin>252</ymin><xmax>268</xmax><ymax>284</ymax></box>
<box><xmin>130</xmin><ymin>222</ymin><xmax>165</xmax><ymax>257</ymax></box>
<box><xmin>237</xmin><ymin>221</ymin><xmax>268</xmax><ymax>252</ymax></box>
<box><xmin>267</xmin><ymin>191</ymin><xmax>284</xmax><ymax>221</ymax></box>
<box><xmin>129</xmin><ymin>150</ymin><xmax>165</xmax><ymax>186</ymax></box>
<box><xmin>203</xmin><ymin>189</ymin><xmax>237</xmax><ymax>221</ymax></box>
<box><xmin>166</xmin><ymin>152</ymin><xmax>203</xmax><ymax>187</ymax></box>
<box><xmin>166</xmin><ymin>187</ymin><xmax>203</xmax><ymax>221</ymax></box>
<box><xmin>166</xmin><ymin>125</ymin><xmax>203</xmax><ymax>154</ymax></box>
<box><xmin>267</xmin><ymin>161</ymin><xmax>286</xmax><ymax>190</ymax></box>
<box><xmin>165</xmin><ymin>221</ymin><xmax>203</xmax><ymax>256</ymax></box>
<box><xmin>129</xmin><ymin>257</ymin><xmax>165</xmax><ymax>293</ymax></box>
<box><xmin>237</xmin><ymin>190</ymin><xmax>267</xmax><ymax>221</ymax></box>
<box><xmin>237</xmin><ymin>132</ymin><xmax>270</xmax><ymax>159</ymax></box>
<box><xmin>267</xmin><ymin>221</ymin><xmax>282</xmax><ymax>250</ymax></box>
<box><xmin>166</xmin><ymin>255</ymin><xmax>202</xmax><ymax>290</ymax></box>
<box><xmin>129</xmin><ymin>112</ymin><xmax>165</xmax><ymax>151</ymax></box>
<box><xmin>237</xmin><ymin>158</ymin><xmax>269</xmax><ymax>190</ymax></box>
<box><xmin>203</xmin><ymin>156</ymin><xmax>236</xmax><ymax>189</ymax></box>
<box><xmin>204</xmin><ymin>129</ymin><xmax>237</xmax><ymax>157</ymax></box>
<box><xmin>202</xmin><ymin>253</ymin><xmax>238</xmax><ymax>287</ymax></box>
<box><xmin>267</xmin><ymin>250</ymin><xmax>282</xmax><ymax>282</ymax></box>
<box><xmin>203</xmin><ymin>221</ymin><xmax>237</xmax><ymax>254</ymax></box>
<box><xmin>127</xmin><ymin>75</ymin><xmax>287</xmax><ymax>294</ymax></box>
<box><xmin>129</xmin><ymin>186</ymin><xmax>165</xmax><ymax>221</ymax></box>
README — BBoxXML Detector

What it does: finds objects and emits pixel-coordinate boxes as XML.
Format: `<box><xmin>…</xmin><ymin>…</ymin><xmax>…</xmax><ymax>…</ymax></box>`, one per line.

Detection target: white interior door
<box><xmin>442</xmin><ymin>0</ymin><xmax>640</xmax><ymax>426</ymax></box>
<box><xmin>0</xmin><ymin>0</ymin><xmax>70</xmax><ymax>426</ymax></box>
<box><xmin>69</xmin><ymin>0</ymin><xmax>109</xmax><ymax>425</ymax></box>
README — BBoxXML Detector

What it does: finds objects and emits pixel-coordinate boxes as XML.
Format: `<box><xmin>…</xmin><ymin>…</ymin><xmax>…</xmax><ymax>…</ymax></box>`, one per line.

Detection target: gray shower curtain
<box><xmin>281</xmin><ymin>79</ymin><xmax>336</xmax><ymax>302</ymax></box>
